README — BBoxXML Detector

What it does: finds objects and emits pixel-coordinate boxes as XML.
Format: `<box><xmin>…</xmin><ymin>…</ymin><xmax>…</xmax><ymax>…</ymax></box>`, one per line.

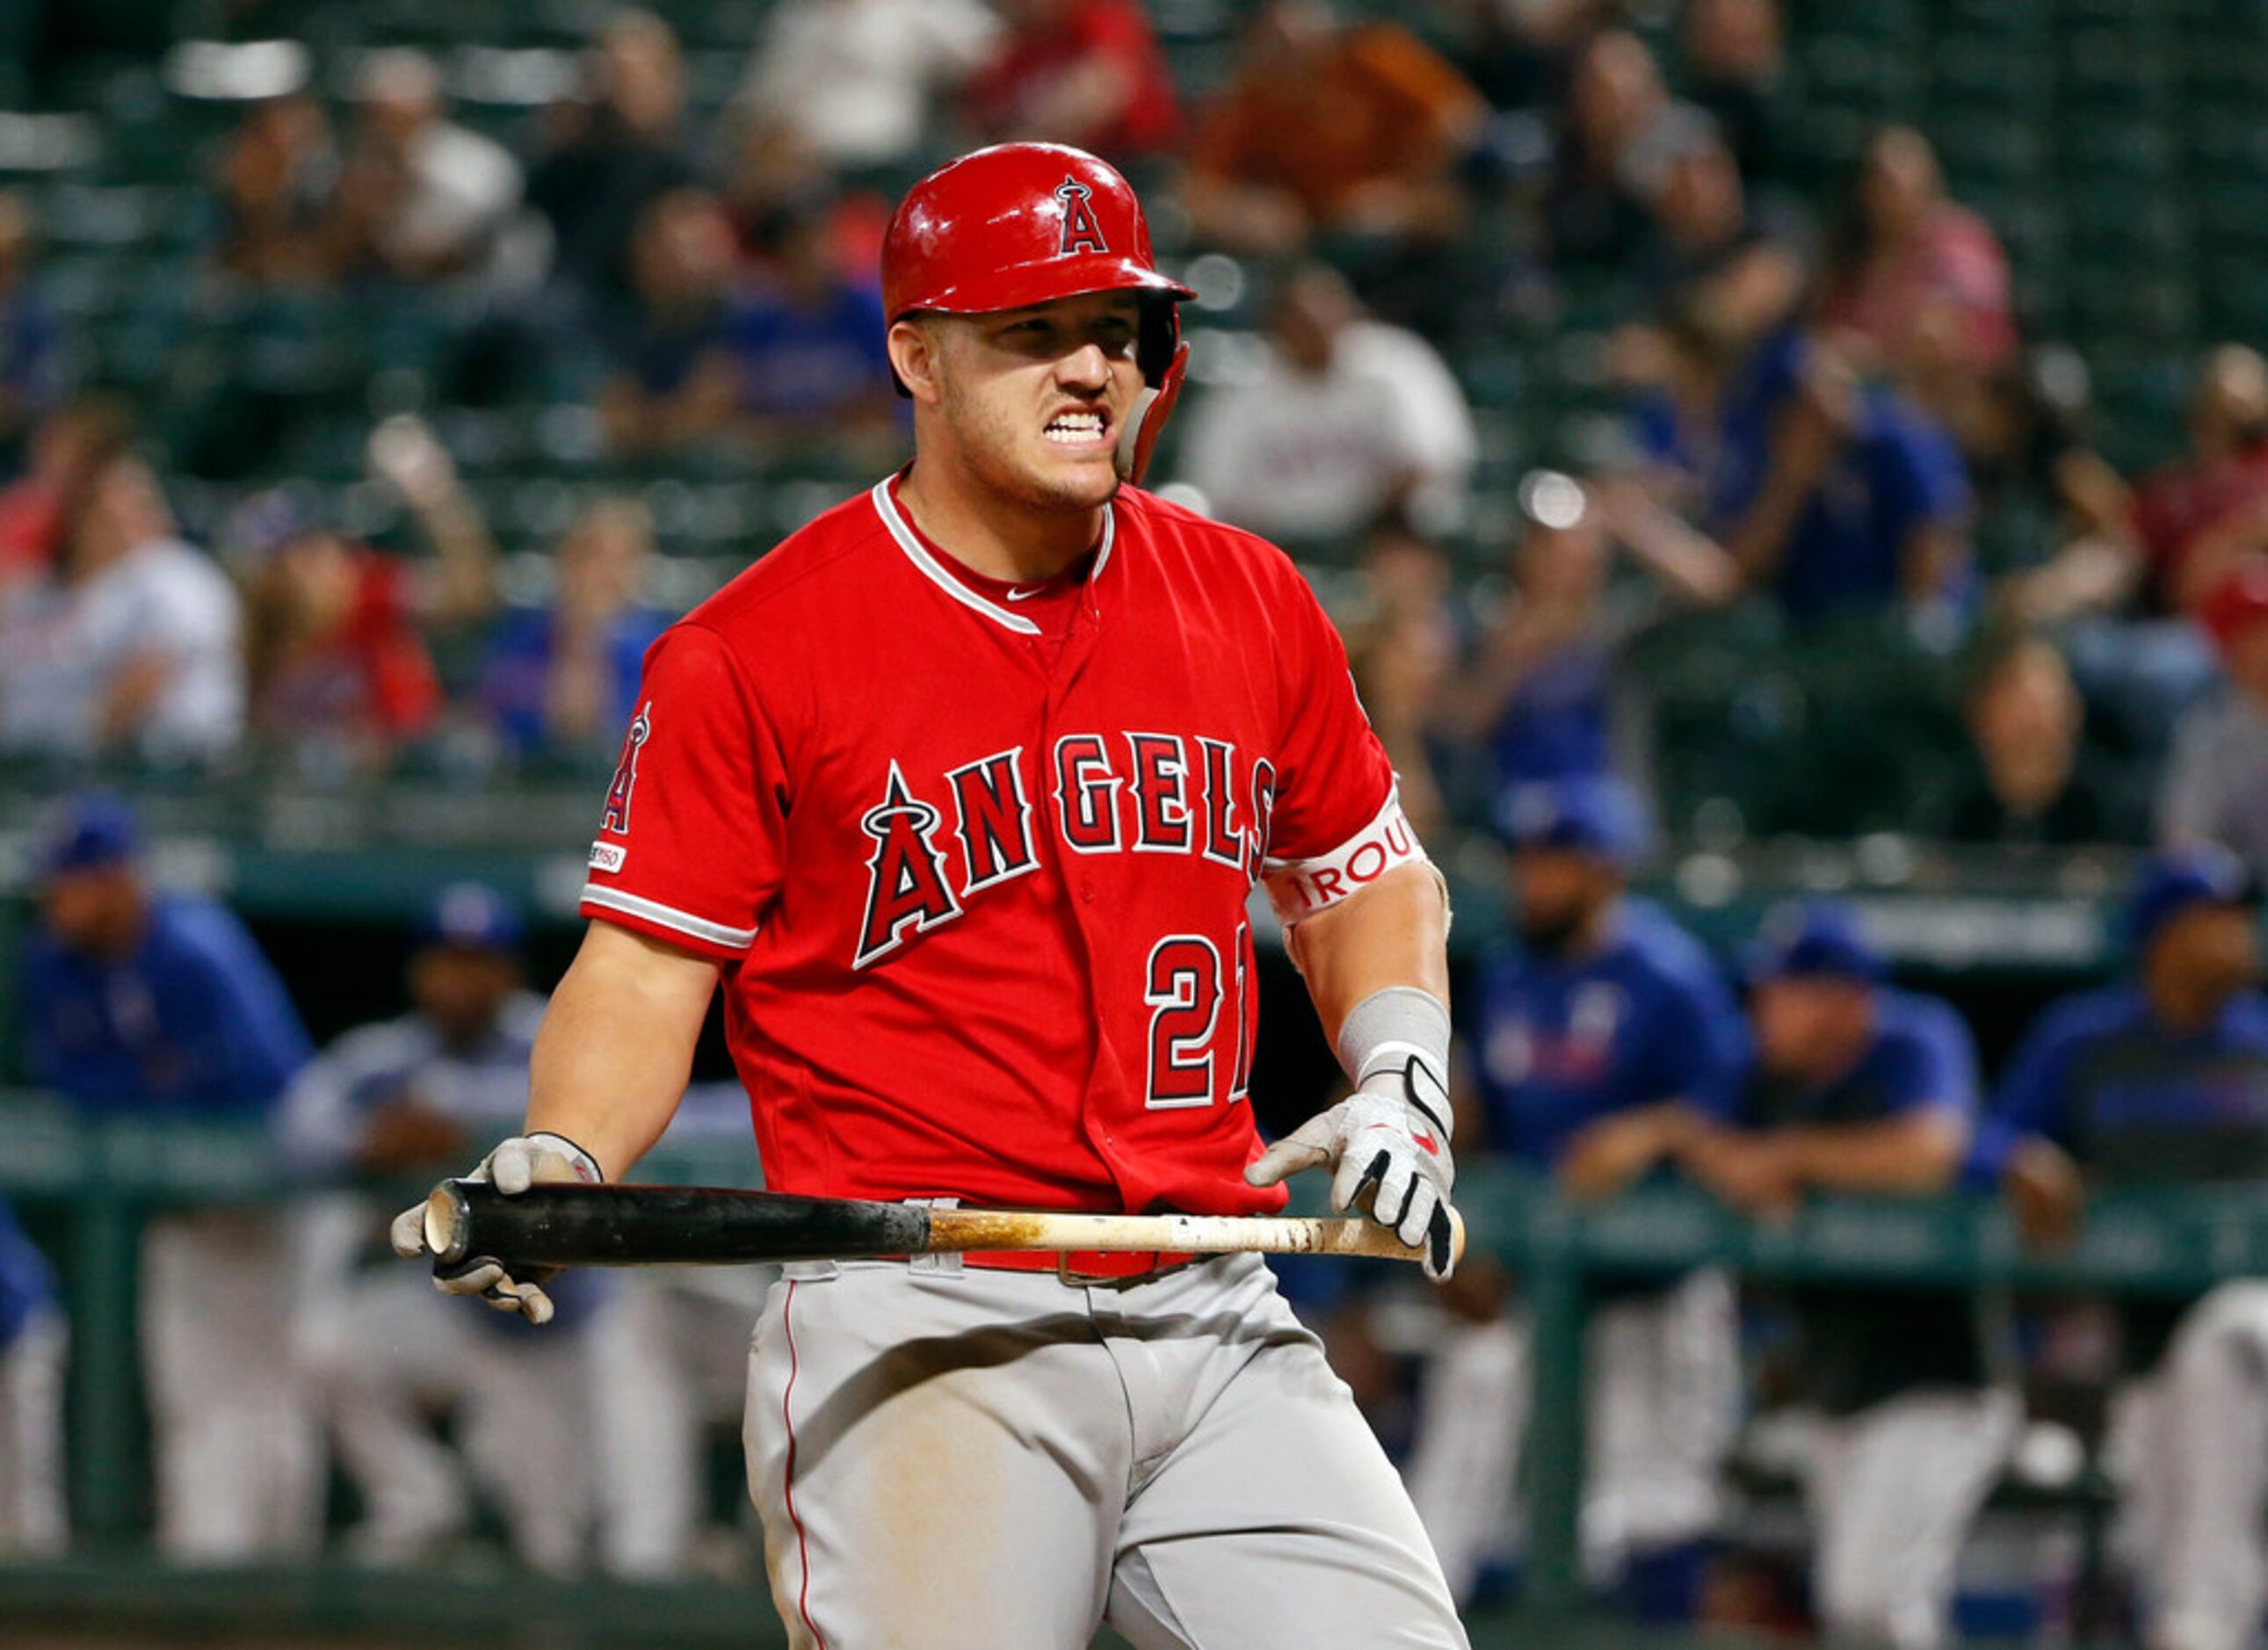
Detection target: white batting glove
<box><xmin>390</xmin><ymin>1132</ymin><xmax>602</xmax><ymax>1325</ymax></box>
<box><xmin>1246</xmin><ymin>1058</ymin><xmax>1459</xmax><ymax>1279</ymax></box>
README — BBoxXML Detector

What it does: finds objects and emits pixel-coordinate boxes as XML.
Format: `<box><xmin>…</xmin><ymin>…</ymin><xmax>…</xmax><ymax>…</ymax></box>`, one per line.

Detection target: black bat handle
<box><xmin>424</xmin><ymin>1181</ymin><xmax>936</xmax><ymax>1269</ymax></box>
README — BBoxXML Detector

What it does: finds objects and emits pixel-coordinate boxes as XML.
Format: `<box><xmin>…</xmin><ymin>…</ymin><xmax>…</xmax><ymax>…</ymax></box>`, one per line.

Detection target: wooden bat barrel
<box><xmin>425</xmin><ymin>1181</ymin><xmax>934</xmax><ymax>1269</ymax></box>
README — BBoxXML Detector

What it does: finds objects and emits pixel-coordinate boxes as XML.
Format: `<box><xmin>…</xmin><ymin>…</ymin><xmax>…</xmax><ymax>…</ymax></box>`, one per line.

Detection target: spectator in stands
<box><xmin>1618</xmin><ymin>323</ymin><xmax>1975</xmax><ymax>627</ymax></box>
<box><xmin>1633</xmin><ymin>119</ymin><xmax>1806</xmax><ymax>360</ymax></box>
<box><xmin>1820</xmin><ymin>127</ymin><xmax>2018</xmax><ymax>402</ymax></box>
<box><xmin>0</xmin><ymin>438</ymin><xmax>245</xmax><ymax>763</ymax></box>
<box><xmin>728</xmin><ymin>192</ymin><xmax>898</xmax><ymax>452</ymax></box>
<box><xmin>479</xmin><ymin>496</ymin><xmax>670</xmax><ymax>760</ymax></box>
<box><xmin>19</xmin><ymin>796</ymin><xmax>316</xmax><ymax>1562</ymax></box>
<box><xmin>1681</xmin><ymin>901</ymin><xmax>2015</xmax><ymax>1650</ymax></box>
<box><xmin>330</xmin><ymin>48</ymin><xmax>525</xmax><ymax>286</ymax></box>
<box><xmin>1340</xmin><ymin>514</ymin><xmax>1458</xmax><ymax>837</ymax></box>
<box><xmin>735</xmin><ymin>0</ymin><xmax>999</xmax><ymax>174</ymax></box>
<box><xmin>0</xmin><ymin>395</ymin><xmax>132</xmax><ymax>591</ymax></box>
<box><xmin>1981</xmin><ymin>848</ymin><xmax>2268</xmax><ymax>1650</ymax></box>
<box><xmin>1442</xmin><ymin>472</ymin><xmax>1629</xmax><ymax>807</ymax></box>
<box><xmin>363</xmin><ymin>409</ymin><xmax>506</xmax><ymax>625</ymax></box>
<box><xmin>1182</xmin><ymin>0</ymin><xmax>1484</xmax><ymax>260</ymax></box>
<box><xmin>0</xmin><ymin>192</ymin><xmax>68</xmax><ymax>475</ymax></box>
<box><xmin>1981</xmin><ymin>344</ymin><xmax>2142</xmax><ymax>627</ymax></box>
<box><xmin>1541</xmin><ymin>30</ymin><xmax>1706</xmax><ymax>271</ymax></box>
<box><xmin>234</xmin><ymin>491</ymin><xmax>445</xmax><ymax>765</ymax></box>
<box><xmin>2161</xmin><ymin>565</ymin><xmax>2268</xmax><ymax>877</ymax></box>
<box><xmin>525</xmin><ymin>9</ymin><xmax>701</xmax><ymax>308</ymax></box>
<box><xmin>214</xmin><ymin>90</ymin><xmax>342</xmax><ymax>285</ymax></box>
<box><xmin>1409</xmin><ymin>777</ymin><xmax>1743</xmax><ymax>1615</ymax></box>
<box><xmin>288</xmin><ymin>883</ymin><xmax>595</xmax><ymax>1574</ymax></box>
<box><xmin>1938</xmin><ymin>633</ymin><xmax>2117</xmax><ymax>845</ymax></box>
<box><xmin>1678</xmin><ymin>0</ymin><xmax>1789</xmax><ymax>188</ymax></box>
<box><xmin>2129</xmin><ymin>344</ymin><xmax>2268</xmax><ymax>618</ymax></box>
<box><xmin>1427</xmin><ymin>0</ymin><xmax>1608</xmax><ymax>115</ymax></box>
<box><xmin>1177</xmin><ymin>262</ymin><xmax>1476</xmax><ymax>546</ymax></box>
<box><xmin>961</xmin><ymin>0</ymin><xmax>1179</xmax><ymax>163</ymax></box>
<box><xmin>720</xmin><ymin>119</ymin><xmax>889</xmax><ymax>280</ymax></box>
<box><xmin>0</xmin><ymin>1196</ymin><xmax>63</xmax><ymax>1557</ymax></box>
<box><xmin>598</xmin><ymin>188</ymin><xmax>745</xmax><ymax>456</ymax></box>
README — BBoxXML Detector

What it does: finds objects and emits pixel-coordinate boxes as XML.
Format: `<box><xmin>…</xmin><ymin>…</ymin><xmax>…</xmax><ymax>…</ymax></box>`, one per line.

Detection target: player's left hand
<box><xmin>389</xmin><ymin>1132</ymin><xmax>602</xmax><ymax>1324</ymax></box>
<box><xmin>1246</xmin><ymin>1060</ymin><xmax>1459</xmax><ymax>1280</ymax></box>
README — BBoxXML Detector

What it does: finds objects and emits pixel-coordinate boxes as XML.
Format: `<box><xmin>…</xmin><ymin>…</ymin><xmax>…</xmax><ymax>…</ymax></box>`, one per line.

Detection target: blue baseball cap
<box><xmin>1493</xmin><ymin>776</ymin><xmax>1650</xmax><ymax>865</ymax></box>
<box><xmin>36</xmin><ymin>792</ymin><xmax>141</xmax><ymax>880</ymax></box>
<box><xmin>1745</xmin><ymin>899</ymin><xmax>1885</xmax><ymax>987</ymax></box>
<box><xmin>2127</xmin><ymin>846</ymin><xmax>2257</xmax><ymax>957</ymax></box>
<box><xmin>417</xmin><ymin>882</ymin><xmax>523</xmax><ymax>952</ymax></box>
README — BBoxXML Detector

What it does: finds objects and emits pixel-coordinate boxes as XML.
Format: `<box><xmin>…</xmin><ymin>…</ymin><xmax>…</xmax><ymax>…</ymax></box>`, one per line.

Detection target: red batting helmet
<box><xmin>882</xmin><ymin>142</ymin><xmax>1194</xmax><ymax>481</ymax></box>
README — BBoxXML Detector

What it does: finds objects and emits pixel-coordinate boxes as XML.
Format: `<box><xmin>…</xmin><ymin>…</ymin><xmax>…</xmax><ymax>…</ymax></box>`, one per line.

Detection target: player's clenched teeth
<box><xmin>1043</xmin><ymin>410</ymin><xmax>1109</xmax><ymax>446</ymax></box>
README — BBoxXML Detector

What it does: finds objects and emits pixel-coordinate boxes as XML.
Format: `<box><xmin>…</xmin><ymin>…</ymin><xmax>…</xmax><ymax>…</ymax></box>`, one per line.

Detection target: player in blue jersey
<box><xmin>18</xmin><ymin>795</ymin><xmax>317</xmax><ymax>1560</ymax></box>
<box><xmin>1980</xmin><ymin>848</ymin><xmax>2268</xmax><ymax>1650</ymax></box>
<box><xmin>0</xmin><ymin>1196</ymin><xmax>64</xmax><ymax>1556</ymax></box>
<box><xmin>285</xmin><ymin>883</ymin><xmax>600</xmax><ymax>1574</ymax></box>
<box><xmin>1407</xmin><ymin>778</ymin><xmax>1746</xmax><ymax>1615</ymax></box>
<box><xmin>1683</xmin><ymin>900</ymin><xmax>2014</xmax><ymax>1650</ymax></box>
<box><xmin>23</xmin><ymin>800</ymin><xmax>309</xmax><ymax>1119</ymax></box>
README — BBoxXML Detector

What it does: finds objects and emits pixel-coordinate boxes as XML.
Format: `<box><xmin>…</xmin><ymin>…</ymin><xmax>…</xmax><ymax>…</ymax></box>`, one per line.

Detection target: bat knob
<box><xmin>424</xmin><ymin>1181</ymin><xmax>474</xmax><ymax>1265</ymax></box>
<box><xmin>1445</xmin><ymin>1203</ymin><xmax>1467</xmax><ymax>1272</ymax></box>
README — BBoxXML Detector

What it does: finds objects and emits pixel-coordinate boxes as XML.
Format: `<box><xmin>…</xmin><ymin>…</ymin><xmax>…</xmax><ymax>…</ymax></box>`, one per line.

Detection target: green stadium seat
<box><xmin>2058</xmin><ymin>32</ymin><xmax>2175</xmax><ymax>110</ymax></box>
<box><xmin>1929</xmin><ymin>43</ymin><xmax>2053</xmax><ymax>117</ymax></box>
<box><xmin>1801</xmin><ymin>34</ymin><xmax>1924</xmax><ymax>112</ymax></box>
<box><xmin>1933</xmin><ymin>114</ymin><xmax>2047</xmax><ymax>187</ymax></box>
<box><xmin>2060</xmin><ymin>119</ymin><xmax>2178</xmax><ymax>183</ymax></box>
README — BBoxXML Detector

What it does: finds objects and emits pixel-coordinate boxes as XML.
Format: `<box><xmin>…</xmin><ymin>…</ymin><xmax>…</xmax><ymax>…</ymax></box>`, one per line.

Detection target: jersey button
<box><xmin>1079</xmin><ymin>884</ymin><xmax>1096</xmax><ymax>906</ymax></box>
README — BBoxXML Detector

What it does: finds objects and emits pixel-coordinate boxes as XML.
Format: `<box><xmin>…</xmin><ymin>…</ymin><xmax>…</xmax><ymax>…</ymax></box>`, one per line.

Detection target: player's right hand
<box><xmin>1245</xmin><ymin>1059</ymin><xmax>1460</xmax><ymax>1280</ymax></box>
<box><xmin>389</xmin><ymin>1132</ymin><xmax>603</xmax><ymax>1325</ymax></box>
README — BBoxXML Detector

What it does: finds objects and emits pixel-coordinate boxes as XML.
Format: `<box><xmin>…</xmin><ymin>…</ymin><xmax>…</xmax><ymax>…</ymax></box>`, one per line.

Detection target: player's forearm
<box><xmin>1286</xmin><ymin>862</ymin><xmax>1451</xmax><ymax>1046</ymax></box>
<box><xmin>524</xmin><ymin>922</ymin><xmax>720</xmax><ymax>1179</ymax></box>
<box><xmin>1779</xmin><ymin>1111</ymin><xmax>1967</xmax><ymax>1195</ymax></box>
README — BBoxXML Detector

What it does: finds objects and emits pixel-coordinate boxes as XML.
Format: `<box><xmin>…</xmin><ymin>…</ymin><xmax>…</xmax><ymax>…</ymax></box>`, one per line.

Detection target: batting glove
<box><xmin>1245</xmin><ymin>1057</ymin><xmax>1459</xmax><ymax>1279</ymax></box>
<box><xmin>390</xmin><ymin>1132</ymin><xmax>602</xmax><ymax>1325</ymax></box>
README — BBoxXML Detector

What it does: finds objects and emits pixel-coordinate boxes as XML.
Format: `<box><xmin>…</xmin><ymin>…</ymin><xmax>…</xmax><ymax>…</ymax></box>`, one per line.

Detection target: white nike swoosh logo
<box><xmin>1005</xmin><ymin>586</ymin><xmax>1040</xmax><ymax>602</ymax></box>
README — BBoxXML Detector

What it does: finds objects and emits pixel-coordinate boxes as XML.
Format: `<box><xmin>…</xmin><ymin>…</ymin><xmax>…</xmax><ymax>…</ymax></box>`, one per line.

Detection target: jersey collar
<box><xmin>870</xmin><ymin>476</ymin><xmax>1115</xmax><ymax>638</ymax></box>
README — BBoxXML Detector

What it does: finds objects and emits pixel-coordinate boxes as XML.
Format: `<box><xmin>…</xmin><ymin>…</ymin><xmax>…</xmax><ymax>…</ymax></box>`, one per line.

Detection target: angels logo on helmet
<box><xmin>1055</xmin><ymin>178</ymin><xmax>1110</xmax><ymax>257</ymax></box>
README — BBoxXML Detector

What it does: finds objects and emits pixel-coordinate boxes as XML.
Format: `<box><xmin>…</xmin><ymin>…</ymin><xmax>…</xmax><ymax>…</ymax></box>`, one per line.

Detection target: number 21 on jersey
<box><xmin>1143</xmin><ymin>922</ymin><xmax>1253</xmax><ymax>1109</ymax></box>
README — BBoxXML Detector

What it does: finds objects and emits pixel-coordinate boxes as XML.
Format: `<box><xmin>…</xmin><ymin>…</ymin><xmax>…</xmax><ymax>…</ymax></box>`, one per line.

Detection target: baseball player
<box><xmin>1683</xmin><ymin>901</ymin><xmax>2016</xmax><ymax>1650</ymax></box>
<box><xmin>0</xmin><ymin>1196</ymin><xmax>65</xmax><ymax>1556</ymax></box>
<box><xmin>1408</xmin><ymin>778</ymin><xmax>1744</xmax><ymax>1615</ymax></box>
<box><xmin>286</xmin><ymin>883</ymin><xmax>597</xmax><ymax>1574</ymax></box>
<box><xmin>1979</xmin><ymin>847</ymin><xmax>2268</xmax><ymax>1650</ymax></box>
<box><xmin>399</xmin><ymin>142</ymin><xmax>1467</xmax><ymax>1648</ymax></box>
<box><xmin>19</xmin><ymin>792</ymin><xmax>319</xmax><ymax>1561</ymax></box>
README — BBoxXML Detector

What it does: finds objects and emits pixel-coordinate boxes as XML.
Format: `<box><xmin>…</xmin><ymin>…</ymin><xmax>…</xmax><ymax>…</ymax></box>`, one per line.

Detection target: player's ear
<box><xmin>888</xmin><ymin>318</ymin><xmax>946</xmax><ymax>407</ymax></box>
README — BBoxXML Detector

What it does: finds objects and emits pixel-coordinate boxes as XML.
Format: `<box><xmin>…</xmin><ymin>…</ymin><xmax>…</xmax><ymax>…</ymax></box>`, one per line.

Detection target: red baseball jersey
<box><xmin>579</xmin><ymin>477</ymin><xmax>1427</xmax><ymax>1215</ymax></box>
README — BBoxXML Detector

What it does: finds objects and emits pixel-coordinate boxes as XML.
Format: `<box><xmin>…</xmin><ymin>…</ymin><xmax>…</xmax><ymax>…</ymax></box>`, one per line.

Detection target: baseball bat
<box><xmin>423</xmin><ymin>1181</ymin><xmax>1463</xmax><ymax>1271</ymax></box>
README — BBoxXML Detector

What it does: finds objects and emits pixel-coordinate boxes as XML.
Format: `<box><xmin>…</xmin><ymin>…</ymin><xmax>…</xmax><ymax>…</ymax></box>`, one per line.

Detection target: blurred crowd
<box><xmin>0</xmin><ymin>0</ymin><xmax>2258</xmax><ymax>876</ymax></box>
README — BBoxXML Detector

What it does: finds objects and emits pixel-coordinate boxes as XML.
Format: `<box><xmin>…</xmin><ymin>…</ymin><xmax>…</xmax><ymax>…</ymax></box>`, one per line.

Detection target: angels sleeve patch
<box><xmin>602</xmin><ymin>702</ymin><xmax>652</xmax><ymax>836</ymax></box>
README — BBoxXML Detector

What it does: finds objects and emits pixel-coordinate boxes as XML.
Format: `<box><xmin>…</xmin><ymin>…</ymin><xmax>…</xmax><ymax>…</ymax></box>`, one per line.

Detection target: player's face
<box><xmin>1511</xmin><ymin>847</ymin><xmax>1616</xmax><ymax>952</ymax></box>
<box><xmin>39</xmin><ymin>865</ymin><xmax>144</xmax><ymax>959</ymax></box>
<box><xmin>1750</xmin><ymin>976</ymin><xmax>1873</xmax><ymax>1078</ymax></box>
<box><xmin>927</xmin><ymin>292</ymin><xmax>1145</xmax><ymax>512</ymax></box>
<box><xmin>410</xmin><ymin>945</ymin><xmax>521</xmax><ymax>1046</ymax></box>
<box><xmin>2151</xmin><ymin>904</ymin><xmax>2263</xmax><ymax>1010</ymax></box>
